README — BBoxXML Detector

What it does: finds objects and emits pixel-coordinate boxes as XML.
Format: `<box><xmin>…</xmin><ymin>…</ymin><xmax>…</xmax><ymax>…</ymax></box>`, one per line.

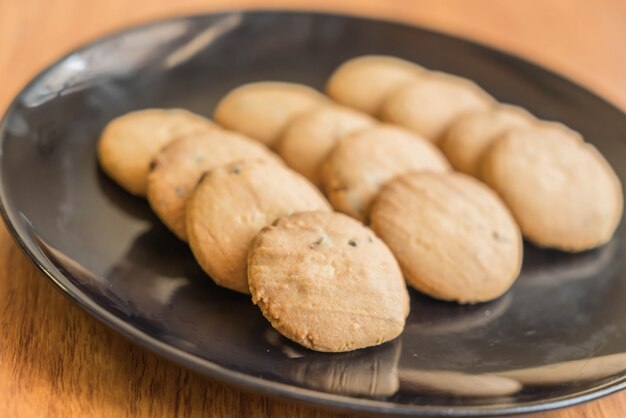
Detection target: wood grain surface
<box><xmin>1</xmin><ymin>0</ymin><xmax>625</xmax><ymax>417</ymax></box>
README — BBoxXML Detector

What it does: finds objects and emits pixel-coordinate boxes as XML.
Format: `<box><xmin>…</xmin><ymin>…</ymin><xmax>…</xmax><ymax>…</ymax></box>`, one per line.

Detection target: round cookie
<box><xmin>248</xmin><ymin>211</ymin><xmax>410</xmax><ymax>352</ymax></box>
<box><xmin>187</xmin><ymin>159</ymin><xmax>331</xmax><ymax>294</ymax></box>
<box><xmin>325</xmin><ymin>55</ymin><xmax>424</xmax><ymax>115</ymax></box>
<box><xmin>147</xmin><ymin>130</ymin><xmax>279</xmax><ymax>241</ymax></box>
<box><xmin>98</xmin><ymin>108</ymin><xmax>215</xmax><ymax>196</ymax></box>
<box><xmin>370</xmin><ymin>172</ymin><xmax>522</xmax><ymax>304</ymax></box>
<box><xmin>379</xmin><ymin>72</ymin><xmax>495</xmax><ymax>142</ymax></box>
<box><xmin>213</xmin><ymin>82</ymin><xmax>326</xmax><ymax>147</ymax></box>
<box><xmin>439</xmin><ymin>104</ymin><xmax>534</xmax><ymax>177</ymax></box>
<box><xmin>320</xmin><ymin>125</ymin><xmax>450</xmax><ymax>222</ymax></box>
<box><xmin>481</xmin><ymin>124</ymin><xmax>623</xmax><ymax>251</ymax></box>
<box><xmin>276</xmin><ymin>105</ymin><xmax>375</xmax><ymax>186</ymax></box>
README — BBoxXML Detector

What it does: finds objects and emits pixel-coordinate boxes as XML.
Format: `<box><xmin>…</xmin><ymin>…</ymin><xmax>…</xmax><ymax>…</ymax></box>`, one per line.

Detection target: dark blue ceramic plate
<box><xmin>1</xmin><ymin>11</ymin><xmax>626</xmax><ymax>417</ymax></box>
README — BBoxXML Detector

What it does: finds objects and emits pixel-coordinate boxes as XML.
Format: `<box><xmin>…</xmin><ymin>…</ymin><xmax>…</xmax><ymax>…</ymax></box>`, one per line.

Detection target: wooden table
<box><xmin>1</xmin><ymin>1</ymin><xmax>625</xmax><ymax>417</ymax></box>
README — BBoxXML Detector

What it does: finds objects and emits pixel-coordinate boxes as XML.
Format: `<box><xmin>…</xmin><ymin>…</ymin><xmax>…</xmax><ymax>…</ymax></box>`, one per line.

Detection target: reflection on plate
<box><xmin>407</xmin><ymin>292</ymin><xmax>512</xmax><ymax>335</ymax></box>
<box><xmin>497</xmin><ymin>352</ymin><xmax>626</xmax><ymax>386</ymax></box>
<box><xmin>399</xmin><ymin>369</ymin><xmax>521</xmax><ymax>397</ymax></box>
<box><xmin>518</xmin><ymin>239</ymin><xmax>618</xmax><ymax>287</ymax></box>
<box><xmin>274</xmin><ymin>337</ymin><xmax>402</xmax><ymax>397</ymax></box>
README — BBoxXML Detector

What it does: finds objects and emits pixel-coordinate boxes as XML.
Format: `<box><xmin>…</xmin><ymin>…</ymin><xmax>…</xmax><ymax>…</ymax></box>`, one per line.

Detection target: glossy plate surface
<box><xmin>1</xmin><ymin>11</ymin><xmax>626</xmax><ymax>417</ymax></box>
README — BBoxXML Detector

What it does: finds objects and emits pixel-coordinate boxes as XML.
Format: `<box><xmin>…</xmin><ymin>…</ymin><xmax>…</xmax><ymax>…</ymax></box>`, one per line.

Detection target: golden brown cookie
<box><xmin>370</xmin><ymin>172</ymin><xmax>522</xmax><ymax>304</ymax></box>
<box><xmin>248</xmin><ymin>211</ymin><xmax>409</xmax><ymax>352</ymax></box>
<box><xmin>187</xmin><ymin>160</ymin><xmax>331</xmax><ymax>293</ymax></box>
<box><xmin>320</xmin><ymin>125</ymin><xmax>450</xmax><ymax>221</ymax></box>
<box><xmin>379</xmin><ymin>72</ymin><xmax>495</xmax><ymax>141</ymax></box>
<box><xmin>98</xmin><ymin>109</ymin><xmax>215</xmax><ymax>196</ymax></box>
<box><xmin>325</xmin><ymin>55</ymin><xmax>424</xmax><ymax>115</ymax></box>
<box><xmin>213</xmin><ymin>82</ymin><xmax>326</xmax><ymax>147</ymax></box>
<box><xmin>481</xmin><ymin>124</ymin><xmax>623</xmax><ymax>251</ymax></box>
<box><xmin>438</xmin><ymin>104</ymin><xmax>534</xmax><ymax>177</ymax></box>
<box><xmin>275</xmin><ymin>105</ymin><xmax>375</xmax><ymax>187</ymax></box>
<box><xmin>147</xmin><ymin>130</ymin><xmax>279</xmax><ymax>241</ymax></box>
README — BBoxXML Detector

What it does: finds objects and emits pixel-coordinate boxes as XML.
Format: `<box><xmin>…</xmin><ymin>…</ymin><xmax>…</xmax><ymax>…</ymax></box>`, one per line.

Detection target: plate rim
<box><xmin>1</xmin><ymin>9</ymin><xmax>626</xmax><ymax>417</ymax></box>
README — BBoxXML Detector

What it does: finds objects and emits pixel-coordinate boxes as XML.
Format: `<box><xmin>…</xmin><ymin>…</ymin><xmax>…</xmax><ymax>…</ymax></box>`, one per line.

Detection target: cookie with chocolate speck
<box><xmin>187</xmin><ymin>159</ymin><xmax>331</xmax><ymax>293</ymax></box>
<box><xmin>481</xmin><ymin>124</ymin><xmax>623</xmax><ymax>251</ymax></box>
<box><xmin>371</xmin><ymin>172</ymin><xmax>522</xmax><ymax>304</ymax></box>
<box><xmin>147</xmin><ymin>130</ymin><xmax>280</xmax><ymax>240</ymax></box>
<box><xmin>248</xmin><ymin>211</ymin><xmax>409</xmax><ymax>352</ymax></box>
<box><xmin>98</xmin><ymin>108</ymin><xmax>215</xmax><ymax>196</ymax></box>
